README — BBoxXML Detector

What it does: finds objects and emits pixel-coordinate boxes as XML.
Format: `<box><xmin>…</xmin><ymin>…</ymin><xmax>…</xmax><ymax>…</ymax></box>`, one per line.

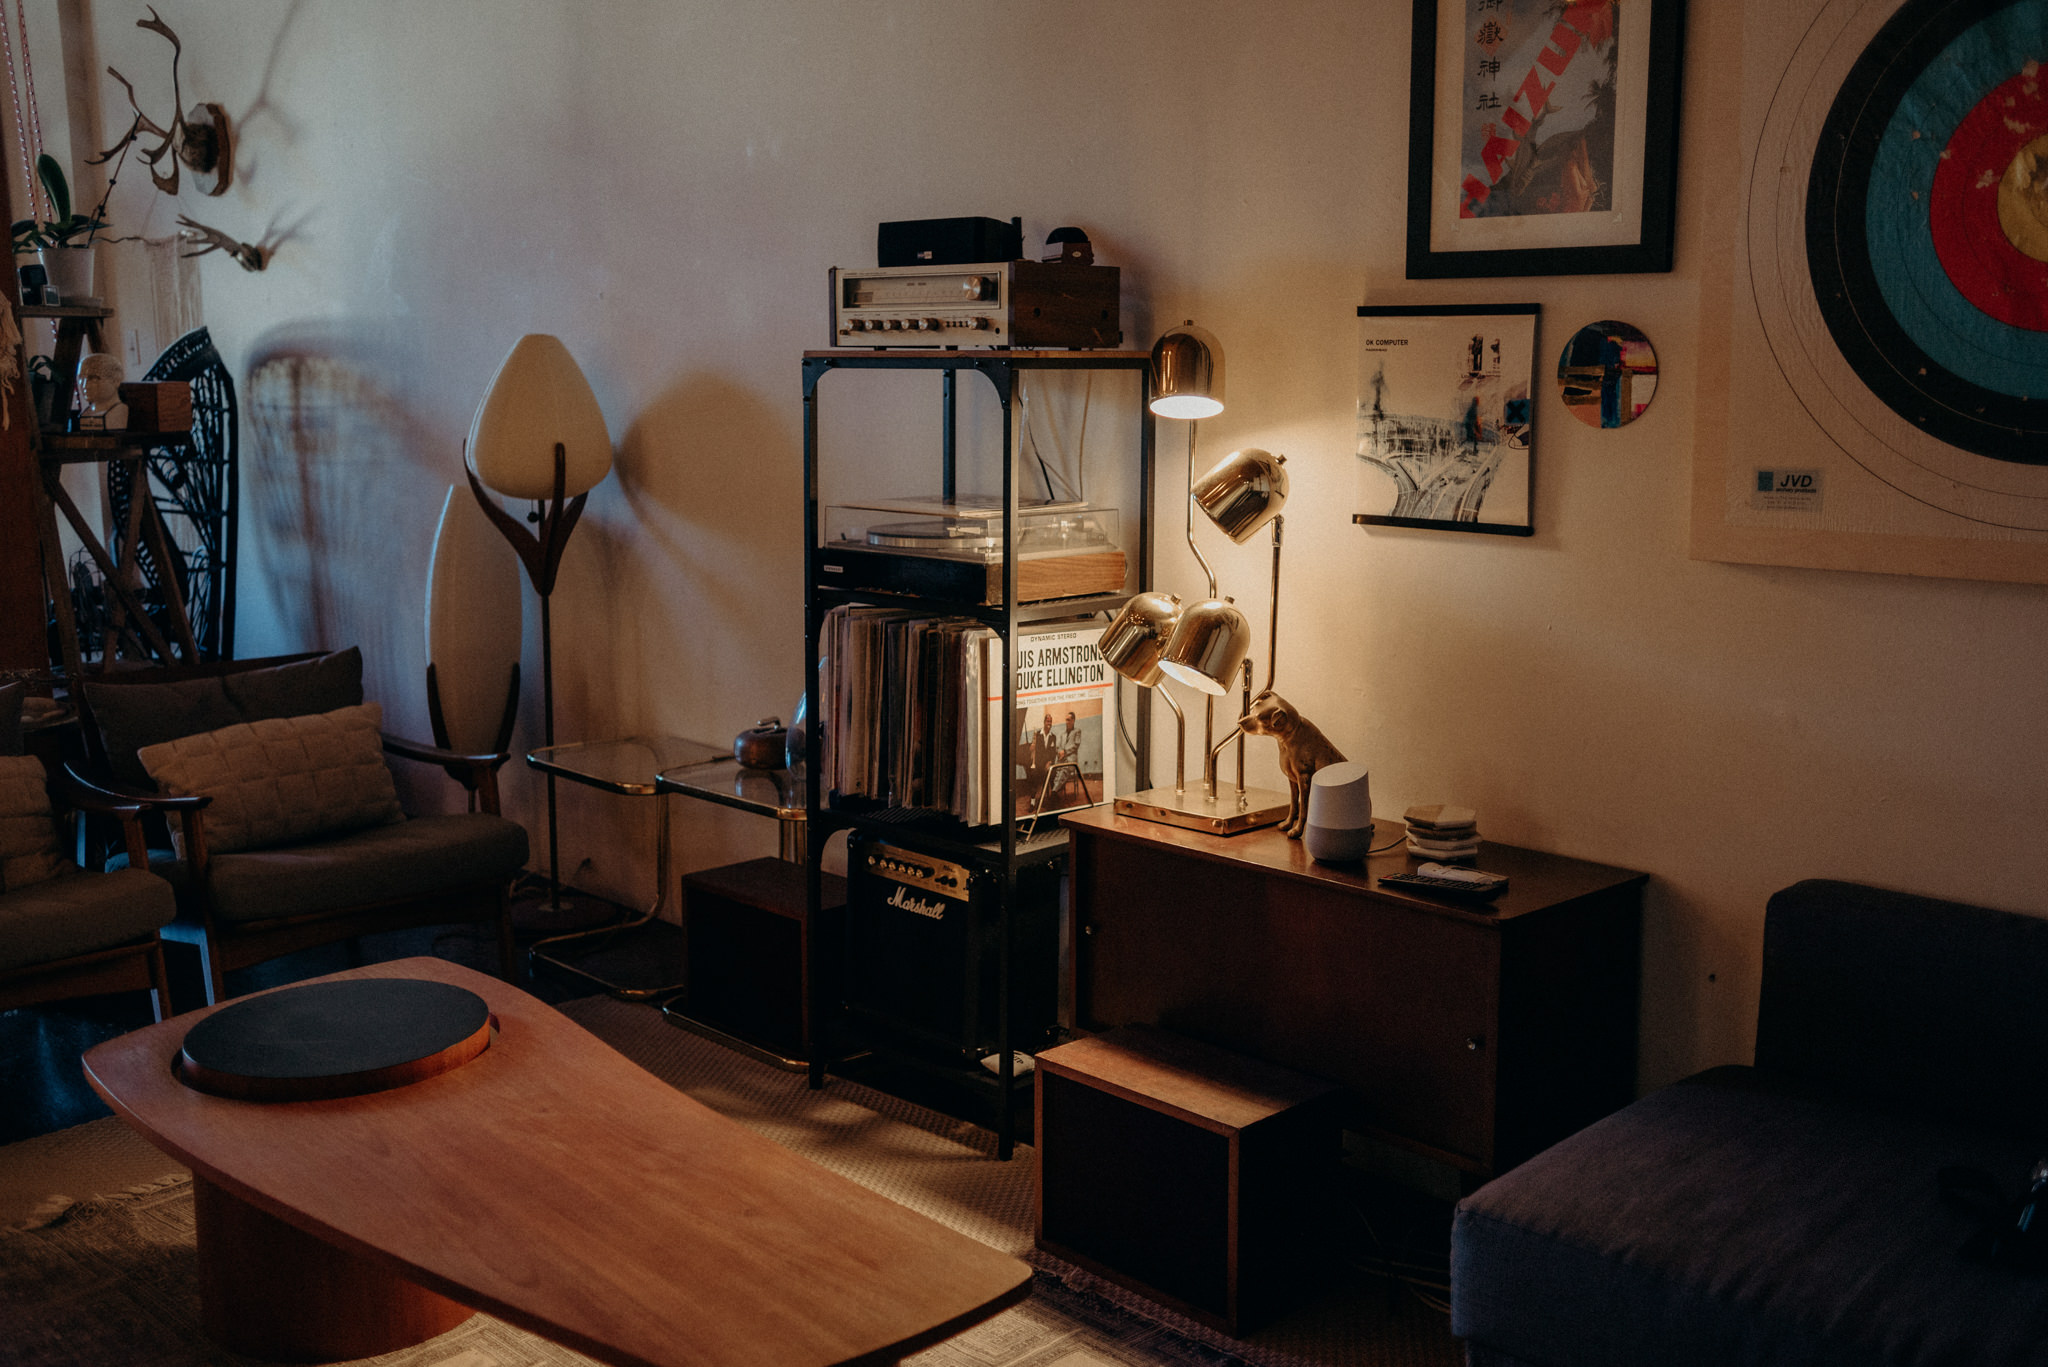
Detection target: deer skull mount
<box><xmin>93</xmin><ymin>9</ymin><xmax>233</xmax><ymax>197</ymax></box>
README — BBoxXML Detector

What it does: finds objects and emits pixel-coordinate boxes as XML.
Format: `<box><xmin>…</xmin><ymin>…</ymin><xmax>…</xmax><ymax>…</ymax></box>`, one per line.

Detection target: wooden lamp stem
<box><xmin>464</xmin><ymin>441</ymin><xmax>586</xmax><ymax>904</ymax></box>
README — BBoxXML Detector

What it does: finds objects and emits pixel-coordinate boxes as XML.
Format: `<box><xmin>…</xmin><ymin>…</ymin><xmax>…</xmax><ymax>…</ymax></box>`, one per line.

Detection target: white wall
<box><xmin>69</xmin><ymin>0</ymin><xmax>2048</xmax><ymax>1089</ymax></box>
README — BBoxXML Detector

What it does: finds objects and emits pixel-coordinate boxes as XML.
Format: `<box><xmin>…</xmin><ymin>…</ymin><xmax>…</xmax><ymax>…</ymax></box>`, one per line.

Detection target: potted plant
<box><xmin>11</xmin><ymin>154</ymin><xmax>110</xmax><ymax>303</ymax></box>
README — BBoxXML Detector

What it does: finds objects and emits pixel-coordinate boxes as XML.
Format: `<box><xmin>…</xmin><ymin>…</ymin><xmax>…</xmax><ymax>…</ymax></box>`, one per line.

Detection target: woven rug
<box><xmin>0</xmin><ymin>994</ymin><xmax>1460</xmax><ymax>1367</ymax></box>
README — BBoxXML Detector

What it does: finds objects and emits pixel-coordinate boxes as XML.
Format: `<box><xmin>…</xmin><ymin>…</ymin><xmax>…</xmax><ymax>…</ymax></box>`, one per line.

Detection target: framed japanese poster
<box><xmin>1692</xmin><ymin>0</ymin><xmax>2048</xmax><ymax>585</ymax></box>
<box><xmin>1406</xmin><ymin>0</ymin><xmax>1688</xmax><ymax>278</ymax></box>
<box><xmin>1354</xmin><ymin>304</ymin><xmax>1538</xmax><ymax>536</ymax></box>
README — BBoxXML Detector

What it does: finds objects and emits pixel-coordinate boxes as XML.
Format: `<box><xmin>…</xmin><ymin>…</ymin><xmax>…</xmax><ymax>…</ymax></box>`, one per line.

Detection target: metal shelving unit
<box><xmin>800</xmin><ymin>348</ymin><xmax>1155</xmax><ymax>1158</ymax></box>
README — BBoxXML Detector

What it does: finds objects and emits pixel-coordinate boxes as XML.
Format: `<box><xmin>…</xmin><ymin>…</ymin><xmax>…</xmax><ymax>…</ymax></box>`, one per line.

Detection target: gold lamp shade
<box><xmin>1193</xmin><ymin>447</ymin><xmax>1288</xmax><ymax>543</ymax></box>
<box><xmin>1098</xmin><ymin>590</ymin><xmax>1183</xmax><ymax>688</ymax></box>
<box><xmin>1157</xmin><ymin>597</ymin><xmax>1251</xmax><ymax>695</ymax></box>
<box><xmin>1149</xmin><ymin>322</ymin><xmax>1225</xmax><ymax>420</ymax></box>
<box><xmin>468</xmin><ymin>334</ymin><xmax>614</xmax><ymax>500</ymax></box>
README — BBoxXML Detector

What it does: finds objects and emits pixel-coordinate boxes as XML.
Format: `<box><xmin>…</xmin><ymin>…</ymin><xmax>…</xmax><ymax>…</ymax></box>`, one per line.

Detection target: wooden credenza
<box><xmin>1063</xmin><ymin>809</ymin><xmax>1646</xmax><ymax>1178</ymax></box>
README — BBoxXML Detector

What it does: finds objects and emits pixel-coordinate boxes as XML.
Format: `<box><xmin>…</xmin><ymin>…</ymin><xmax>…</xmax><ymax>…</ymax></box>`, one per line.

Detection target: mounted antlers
<box><xmin>176</xmin><ymin>216</ymin><xmax>264</xmax><ymax>272</ymax></box>
<box><xmin>92</xmin><ymin>8</ymin><xmax>232</xmax><ymax>197</ymax></box>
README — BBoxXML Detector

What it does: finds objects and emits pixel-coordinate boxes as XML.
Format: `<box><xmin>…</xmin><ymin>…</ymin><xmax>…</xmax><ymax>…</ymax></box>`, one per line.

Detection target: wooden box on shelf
<box><xmin>1035</xmin><ymin>1024</ymin><xmax>1345</xmax><ymax>1335</ymax></box>
<box><xmin>681</xmin><ymin>857</ymin><xmax>845</xmax><ymax>1064</ymax></box>
<box><xmin>118</xmin><ymin>381</ymin><xmax>192</xmax><ymax>433</ymax></box>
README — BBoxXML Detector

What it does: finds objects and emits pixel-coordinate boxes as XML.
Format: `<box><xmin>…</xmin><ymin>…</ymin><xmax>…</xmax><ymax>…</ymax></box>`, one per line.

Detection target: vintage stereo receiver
<box><xmin>829</xmin><ymin>261</ymin><xmax>1120</xmax><ymax>349</ymax></box>
<box><xmin>842</xmin><ymin>832</ymin><xmax>1062</xmax><ymax>1064</ymax></box>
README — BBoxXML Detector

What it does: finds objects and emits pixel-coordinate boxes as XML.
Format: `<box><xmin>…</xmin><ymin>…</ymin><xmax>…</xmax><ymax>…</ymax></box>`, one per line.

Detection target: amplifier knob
<box><xmin>971</xmin><ymin>316</ymin><xmax>992</xmax><ymax>330</ymax></box>
<box><xmin>849</xmin><ymin>318</ymin><xmax>872</xmax><ymax>332</ymax></box>
<box><xmin>921</xmin><ymin>317</ymin><xmax>942</xmax><ymax>331</ymax></box>
<box><xmin>887</xmin><ymin>318</ymin><xmax>907</xmax><ymax>331</ymax></box>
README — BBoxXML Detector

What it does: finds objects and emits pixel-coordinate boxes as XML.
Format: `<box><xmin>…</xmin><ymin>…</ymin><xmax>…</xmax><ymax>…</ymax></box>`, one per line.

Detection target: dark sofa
<box><xmin>1451</xmin><ymin>879</ymin><xmax>2048</xmax><ymax>1367</ymax></box>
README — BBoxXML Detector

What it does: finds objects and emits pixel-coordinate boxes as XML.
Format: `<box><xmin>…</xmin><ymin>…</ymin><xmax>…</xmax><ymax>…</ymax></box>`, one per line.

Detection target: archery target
<box><xmin>1752</xmin><ymin>0</ymin><xmax>2048</xmax><ymax>530</ymax></box>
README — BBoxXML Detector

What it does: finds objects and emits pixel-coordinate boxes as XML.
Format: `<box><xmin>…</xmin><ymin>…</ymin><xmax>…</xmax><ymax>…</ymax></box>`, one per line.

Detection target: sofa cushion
<box><xmin>1451</xmin><ymin>1066</ymin><xmax>2048</xmax><ymax>1367</ymax></box>
<box><xmin>1759</xmin><ymin>879</ymin><xmax>2048</xmax><ymax>1136</ymax></box>
<box><xmin>82</xmin><ymin>649</ymin><xmax>364</xmax><ymax>788</ymax></box>
<box><xmin>0</xmin><ymin>754</ymin><xmax>66</xmax><ymax>893</ymax></box>
<box><xmin>185</xmin><ymin>813</ymin><xmax>528</xmax><ymax>926</ymax></box>
<box><xmin>138</xmin><ymin>703</ymin><xmax>403</xmax><ymax>854</ymax></box>
<box><xmin>219</xmin><ymin>647</ymin><xmax>364</xmax><ymax>725</ymax></box>
<box><xmin>0</xmin><ymin>867</ymin><xmax>175</xmax><ymax>972</ymax></box>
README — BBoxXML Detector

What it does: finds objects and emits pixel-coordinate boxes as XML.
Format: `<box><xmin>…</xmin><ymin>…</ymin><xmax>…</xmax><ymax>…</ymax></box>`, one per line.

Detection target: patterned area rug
<box><xmin>0</xmin><ymin>994</ymin><xmax>1461</xmax><ymax>1367</ymax></box>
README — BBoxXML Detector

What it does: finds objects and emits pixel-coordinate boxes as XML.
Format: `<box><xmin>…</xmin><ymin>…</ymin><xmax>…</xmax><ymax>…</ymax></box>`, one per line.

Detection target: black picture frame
<box><xmin>1354</xmin><ymin>302</ymin><xmax>1539</xmax><ymax>537</ymax></box>
<box><xmin>1405</xmin><ymin>0</ymin><xmax>1687</xmax><ymax>279</ymax></box>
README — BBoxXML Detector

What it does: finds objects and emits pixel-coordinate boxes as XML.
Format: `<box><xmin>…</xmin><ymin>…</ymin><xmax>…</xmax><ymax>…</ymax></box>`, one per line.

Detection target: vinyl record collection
<box><xmin>819</xmin><ymin>606</ymin><xmax>1116</xmax><ymax>827</ymax></box>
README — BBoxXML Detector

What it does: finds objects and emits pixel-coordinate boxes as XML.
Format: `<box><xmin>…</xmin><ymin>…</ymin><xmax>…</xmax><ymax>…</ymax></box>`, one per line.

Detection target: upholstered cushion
<box><xmin>0</xmin><ymin>867</ymin><xmax>175</xmax><ymax>972</ymax></box>
<box><xmin>83</xmin><ymin>649</ymin><xmax>365</xmax><ymax>788</ymax></box>
<box><xmin>1758</xmin><ymin>879</ymin><xmax>2048</xmax><ymax>1136</ymax></box>
<box><xmin>0</xmin><ymin>680</ymin><xmax>24</xmax><ymax>756</ymax></box>
<box><xmin>220</xmin><ymin>647</ymin><xmax>364</xmax><ymax>725</ymax></box>
<box><xmin>138</xmin><ymin>703</ymin><xmax>402</xmax><ymax>854</ymax></box>
<box><xmin>0</xmin><ymin>754</ymin><xmax>67</xmax><ymax>892</ymax></box>
<box><xmin>1451</xmin><ymin>1066</ymin><xmax>2048</xmax><ymax>1367</ymax></box>
<box><xmin>173</xmin><ymin>813</ymin><xmax>529</xmax><ymax>925</ymax></box>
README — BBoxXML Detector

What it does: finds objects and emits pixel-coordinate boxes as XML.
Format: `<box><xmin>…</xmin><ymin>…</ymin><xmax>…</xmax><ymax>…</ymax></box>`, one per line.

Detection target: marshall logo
<box><xmin>887</xmin><ymin>886</ymin><xmax>947</xmax><ymax>921</ymax></box>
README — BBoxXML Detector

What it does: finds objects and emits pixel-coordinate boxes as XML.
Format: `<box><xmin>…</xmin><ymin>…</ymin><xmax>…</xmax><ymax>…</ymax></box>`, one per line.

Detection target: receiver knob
<box><xmin>921</xmin><ymin>317</ymin><xmax>943</xmax><ymax>331</ymax></box>
<box><xmin>971</xmin><ymin>316</ymin><xmax>992</xmax><ymax>330</ymax></box>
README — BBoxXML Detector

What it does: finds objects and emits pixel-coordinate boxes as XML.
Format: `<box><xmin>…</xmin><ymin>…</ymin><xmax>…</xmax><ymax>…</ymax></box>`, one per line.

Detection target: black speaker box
<box><xmin>877</xmin><ymin>216</ymin><xmax>1023</xmax><ymax>267</ymax></box>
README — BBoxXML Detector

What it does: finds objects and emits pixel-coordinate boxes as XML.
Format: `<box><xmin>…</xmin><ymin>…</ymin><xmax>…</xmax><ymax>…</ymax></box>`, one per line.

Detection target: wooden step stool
<box><xmin>1034</xmin><ymin>1024</ymin><xmax>1345</xmax><ymax>1334</ymax></box>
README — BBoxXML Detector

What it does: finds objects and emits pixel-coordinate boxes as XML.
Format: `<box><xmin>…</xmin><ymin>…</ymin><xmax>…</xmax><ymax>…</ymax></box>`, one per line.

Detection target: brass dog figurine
<box><xmin>1238</xmin><ymin>691</ymin><xmax>1345</xmax><ymax>838</ymax></box>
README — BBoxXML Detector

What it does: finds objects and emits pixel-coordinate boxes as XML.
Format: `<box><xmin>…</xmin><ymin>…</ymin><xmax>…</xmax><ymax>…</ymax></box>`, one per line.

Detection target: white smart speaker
<box><xmin>1303</xmin><ymin>761</ymin><xmax>1374</xmax><ymax>863</ymax></box>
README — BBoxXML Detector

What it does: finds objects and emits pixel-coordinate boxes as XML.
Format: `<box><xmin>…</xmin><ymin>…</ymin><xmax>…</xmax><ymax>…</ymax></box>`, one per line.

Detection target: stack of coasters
<box><xmin>1404</xmin><ymin>803</ymin><xmax>1480</xmax><ymax>861</ymax></box>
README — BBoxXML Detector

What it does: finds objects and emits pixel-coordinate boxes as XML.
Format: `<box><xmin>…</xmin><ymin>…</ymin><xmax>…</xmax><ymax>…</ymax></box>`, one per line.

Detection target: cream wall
<box><xmin>69</xmin><ymin>0</ymin><xmax>2048</xmax><ymax>1090</ymax></box>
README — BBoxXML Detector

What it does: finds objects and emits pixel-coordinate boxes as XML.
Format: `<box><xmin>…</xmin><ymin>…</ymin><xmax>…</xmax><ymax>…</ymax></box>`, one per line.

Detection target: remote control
<box><xmin>1378</xmin><ymin>870</ymin><xmax>1509</xmax><ymax>898</ymax></box>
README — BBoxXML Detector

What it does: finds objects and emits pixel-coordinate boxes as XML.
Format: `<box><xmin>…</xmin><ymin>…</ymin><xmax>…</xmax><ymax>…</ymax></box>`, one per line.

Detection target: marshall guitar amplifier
<box><xmin>842</xmin><ymin>832</ymin><xmax>1062</xmax><ymax>1064</ymax></box>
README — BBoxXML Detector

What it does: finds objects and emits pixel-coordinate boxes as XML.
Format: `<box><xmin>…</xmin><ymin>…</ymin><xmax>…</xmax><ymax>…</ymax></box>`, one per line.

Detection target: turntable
<box><xmin>819</xmin><ymin>498</ymin><xmax>1126</xmax><ymax>606</ymax></box>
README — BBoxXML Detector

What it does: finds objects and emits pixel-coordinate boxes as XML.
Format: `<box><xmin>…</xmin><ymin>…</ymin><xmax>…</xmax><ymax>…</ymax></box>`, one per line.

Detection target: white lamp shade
<box><xmin>468</xmin><ymin>334</ymin><xmax>613</xmax><ymax>500</ymax></box>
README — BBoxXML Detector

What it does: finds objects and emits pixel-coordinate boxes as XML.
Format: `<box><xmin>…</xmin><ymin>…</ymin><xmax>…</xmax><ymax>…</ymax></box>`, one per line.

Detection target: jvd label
<box><xmin>1749</xmin><ymin>468</ymin><xmax>1823</xmax><ymax>514</ymax></box>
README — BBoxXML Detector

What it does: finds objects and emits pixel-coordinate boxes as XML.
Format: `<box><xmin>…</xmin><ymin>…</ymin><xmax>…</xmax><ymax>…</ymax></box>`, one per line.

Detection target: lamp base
<box><xmin>1113</xmin><ymin>784</ymin><xmax>1291</xmax><ymax>836</ymax></box>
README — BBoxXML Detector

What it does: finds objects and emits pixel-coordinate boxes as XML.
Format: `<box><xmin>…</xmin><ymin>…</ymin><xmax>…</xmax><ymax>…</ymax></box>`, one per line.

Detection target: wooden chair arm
<box><xmin>58</xmin><ymin>765</ymin><xmax>206</xmax><ymax>874</ymax></box>
<box><xmin>380</xmin><ymin>733</ymin><xmax>510</xmax><ymax>816</ymax></box>
<box><xmin>61</xmin><ymin>764</ymin><xmax>212</xmax><ymax>812</ymax></box>
<box><xmin>380</xmin><ymin>732</ymin><xmax>512</xmax><ymax>772</ymax></box>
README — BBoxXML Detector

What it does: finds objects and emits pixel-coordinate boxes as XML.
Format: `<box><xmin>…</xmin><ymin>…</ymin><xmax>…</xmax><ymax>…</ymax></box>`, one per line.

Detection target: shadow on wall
<box><xmin>601</xmin><ymin>372</ymin><xmax>801</xmax><ymax>730</ymax></box>
<box><xmin>242</xmin><ymin>320</ymin><xmax>448</xmax><ymax>740</ymax></box>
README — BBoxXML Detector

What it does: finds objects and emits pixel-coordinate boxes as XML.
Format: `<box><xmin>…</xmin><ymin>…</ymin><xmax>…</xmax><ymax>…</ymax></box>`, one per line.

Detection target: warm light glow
<box><xmin>1149</xmin><ymin>393</ymin><xmax>1225</xmax><ymax>420</ymax></box>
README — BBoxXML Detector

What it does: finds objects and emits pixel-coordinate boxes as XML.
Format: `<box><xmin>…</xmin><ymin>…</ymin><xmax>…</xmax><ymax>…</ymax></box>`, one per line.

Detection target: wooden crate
<box><xmin>680</xmin><ymin>858</ymin><xmax>843</xmax><ymax>1064</ymax></box>
<box><xmin>1035</xmin><ymin>1025</ymin><xmax>1345</xmax><ymax>1335</ymax></box>
<box><xmin>118</xmin><ymin>381</ymin><xmax>193</xmax><ymax>432</ymax></box>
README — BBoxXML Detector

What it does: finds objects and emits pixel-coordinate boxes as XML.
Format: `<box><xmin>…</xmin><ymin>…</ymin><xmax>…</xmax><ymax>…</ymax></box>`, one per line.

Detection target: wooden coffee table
<box><xmin>82</xmin><ymin>958</ymin><xmax>1031</xmax><ymax>1366</ymax></box>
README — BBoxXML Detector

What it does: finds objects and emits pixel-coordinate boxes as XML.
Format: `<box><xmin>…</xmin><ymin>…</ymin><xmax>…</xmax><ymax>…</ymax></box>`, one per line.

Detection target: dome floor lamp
<box><xmin>464</xmin><ymin>334</ymin><xmax>614</xmax><ymax>928</ymax></box>
<box><xmin>1099</xmin><ymin>324</ymin><xmax>1291</xmax><ymax>836</ymax></box>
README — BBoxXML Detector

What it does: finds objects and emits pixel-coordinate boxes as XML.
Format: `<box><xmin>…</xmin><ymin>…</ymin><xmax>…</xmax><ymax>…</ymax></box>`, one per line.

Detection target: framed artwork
<box><xmin>1355</xmin><ymin>303</ymin><xmax>1537</xmax><ymax>537</ymax></box>
<box><xmin>1693</xmin><ymin>0</ymin><xmax>2048</xmax><ymax>584</ymax></box>
<box><xmin>1406</xmin><ymin>0</ymin><xmax>1688</xmax><ymax>279</ymax></box>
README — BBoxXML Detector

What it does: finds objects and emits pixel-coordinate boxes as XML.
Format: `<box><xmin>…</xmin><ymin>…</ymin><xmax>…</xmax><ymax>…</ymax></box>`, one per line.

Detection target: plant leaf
<box><xmin>35</xmin><ymin>153</ymin><xmax>70</xmax><ymax>225</ymax></box>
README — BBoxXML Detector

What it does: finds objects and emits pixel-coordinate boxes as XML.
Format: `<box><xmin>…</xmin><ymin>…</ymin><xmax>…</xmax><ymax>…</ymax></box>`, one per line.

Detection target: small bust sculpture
<box><xmin>78</xmin><ymin>353</ymin><xmax>127</xmax><ymax>431</ymax></box>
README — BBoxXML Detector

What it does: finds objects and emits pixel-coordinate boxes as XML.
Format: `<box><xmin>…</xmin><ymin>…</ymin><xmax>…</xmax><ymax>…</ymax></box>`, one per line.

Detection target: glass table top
<box><xmin>525</xmin><ymin>736</ymin><xmax>729</xmax><ymax>796</ymax></box>
<box><xmin>655</xmin><ymin>758</ymin><xmax>805</xmax><ymax>822</ymax></box>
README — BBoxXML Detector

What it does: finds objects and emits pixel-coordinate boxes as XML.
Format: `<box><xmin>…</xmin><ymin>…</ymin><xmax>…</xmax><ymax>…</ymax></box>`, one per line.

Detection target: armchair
<box><xmin>0</xmin><ymin>687</ymin><xmax>177</xmax><ymax>1019</ymax></box>
<box><xmin>75</xmin><ymin>650</ymin><xmax>527</xmax><ymax>1004</ymax></box>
